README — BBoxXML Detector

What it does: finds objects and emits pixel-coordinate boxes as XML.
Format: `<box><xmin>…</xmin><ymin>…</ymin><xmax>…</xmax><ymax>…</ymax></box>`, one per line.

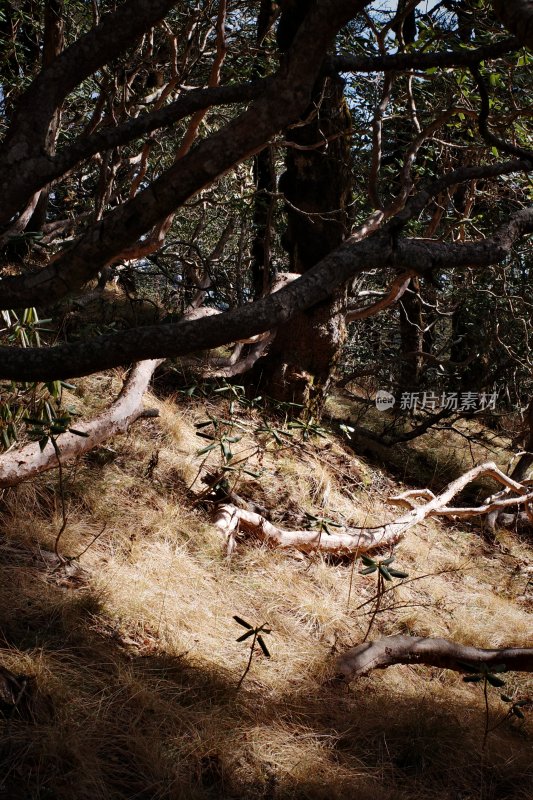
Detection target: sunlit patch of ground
<box><xmin>0</xmin><ymin>376</ymin><xmax>531</xmax><ymax>799</ymax></box>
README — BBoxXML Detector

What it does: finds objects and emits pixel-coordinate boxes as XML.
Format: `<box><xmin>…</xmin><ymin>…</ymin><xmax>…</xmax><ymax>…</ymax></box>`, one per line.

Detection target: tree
<box><xmin>0</xmin><ymin>0</ymin><xmax>531</xmax><ymax>398</ymax></box>
<box><xmin>1</xmin><ymin>0</ymin><xmax>533</xmax><ymax>730</ymax></box>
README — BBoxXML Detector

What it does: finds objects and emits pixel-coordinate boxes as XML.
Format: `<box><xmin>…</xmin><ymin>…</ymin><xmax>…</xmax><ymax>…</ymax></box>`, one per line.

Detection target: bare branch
<box><xmin>0</xmin><ymin>0</ymin><xmax>180</xmax><ymax>198</ymax></box>
<box><xmin>329</xmin><ymin>37</ymin><xmax>520</xmax><ymax>74</ymax></box>
<box><xmin>346</xmin><ymin>272</ymin><xmax>413</xmax><ymax>321</ymax></box>
<box><xmin>336</xmin><ymin>634</ymin><xmax>533</xmax><ymax>681</ymax></box>
<box><xmin>0</xmin><ymin>205</ymin><xmax>532</xmax><ymax>380</ymax></box>
<box><xmin>118</xmin><ymin>0</ymin><xmax>229</xmax><ymax>265</ymax></box>
<box><xmin>470</xmin><ymin>65</ymin><xmax>533</xmax><ymax>162</ymax></box>
<box><xmin>213</xmin><ymin>503</ymin><xmax>404</xmax><ymax>554</ymax></box>
<box><xmin>0</xmin><ymin>0</ymin><xmax>367</xmax><ymax>309</ymax></box>
<box><xmin>368</xmin><ymin>73</ymin><xmax>394</xmax><ymax>210</ymax></box>
<box><xmin>0</xmin><ymin>360</ymin><xmax>161</xmax><ymax>488</ymax></box>
<box><xmin>213</xmin><ymin>460</ymin><xmax>533</xmax><ymax>556</ymax></box>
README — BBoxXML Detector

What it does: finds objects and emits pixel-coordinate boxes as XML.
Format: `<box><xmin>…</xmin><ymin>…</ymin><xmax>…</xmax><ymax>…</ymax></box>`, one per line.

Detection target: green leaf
<box><xmin>257</xmin><ymin>636</ymin><xmax>271</xmax><ymax>658</ymax></box>
<box><xmin>50</xmin><ymin>425</ymin><xmax>68</xmax><ymax>434</ymax></box>
<box><xmin>487</xmin><ymin>674</ymin><xmax>506</xmax><ymax>688</ymax></box>
<box><xmin>236</xmin><ymin>630</ymin><xmax>255</xmax><ymax>642</ymax></box>
<box><xmin>361</xmin><ymin>555</ymin><xmax>376</xmax><ymax>567</ymax></box>
<box><xmin>379</xmin><ymin>565</ymin><xmax>393</xmax><ymax>581</ymax></box>
<box><xmin>221</xmin><ymin>441</ymin><xmax>232</xmax><ymax>461</ymax></box>
<box><xmin>197</xmin><ymin>444</ymin><xmax>217</xmax><ymax>455</ymax></box>
<box><xmin>196</xmin><ymin>432</ymin><xmax>215</xmax><ymax>441</ymax></box>
<box><xmin>458</xmin><ymin>661</ymin><xmax>479</xmax><ymax>673</ymax></box>
<box><xmin>339</xmin><ymin>423</ymin><xmax>354</xmax><ymax>439</ymax></box>
<box><xmin>463</xmin><ymin>675</ymin><xmax>482</xmax><ymax>683</ymax></box>
<box><xmin>233</xmin><ymin>616</ymin><xmax>253</xmax><ymax>629</ymax></box>
<box><xmin>388</xmin><ymin>569</ymin><xmax>409</xmax><ymax>579</ymax></box>
<box><xmin>69</xmin><ymin>428</ymin><xmax>90</xmax><ymax>437</ymax></box>
<box><xmin>489</xmin><ymin>663</ymin><xmax>507</xmax><ymax>674</ymax></box>
<box><xmin>360</xmin><ymin>566</ymin><xmax>377</xmax><ymax>575</ymax></box>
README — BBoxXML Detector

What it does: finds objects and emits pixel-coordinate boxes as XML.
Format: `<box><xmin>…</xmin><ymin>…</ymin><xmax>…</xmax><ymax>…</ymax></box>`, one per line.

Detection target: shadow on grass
<box><xmin>0</xmin><ymin>530</ymin><xmax>531</xmax><ymax>800</ymax></box>
<box><xmin>327</xmin><ymin>397</ymin><xmax>509</xmax><ymax>504</ymax></box>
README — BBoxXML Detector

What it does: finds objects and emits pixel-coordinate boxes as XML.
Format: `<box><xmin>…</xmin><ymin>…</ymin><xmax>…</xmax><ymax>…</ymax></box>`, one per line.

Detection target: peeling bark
<box><xmin>213</xmin><ymin>502</ymin><xmax>404</xmax><ymax>554</ymax></box>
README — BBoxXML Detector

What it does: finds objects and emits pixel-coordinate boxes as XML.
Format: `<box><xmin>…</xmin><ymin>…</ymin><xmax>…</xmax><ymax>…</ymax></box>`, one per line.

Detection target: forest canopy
<box><xmin>0</xmin><ymin>0</ymin><xmax>532</xmax><ymax>412</ymax></box>
<box><xmin>1</xmin><ymin>6</ymin><xmax>533</xmax><ymax>796</ymax></box>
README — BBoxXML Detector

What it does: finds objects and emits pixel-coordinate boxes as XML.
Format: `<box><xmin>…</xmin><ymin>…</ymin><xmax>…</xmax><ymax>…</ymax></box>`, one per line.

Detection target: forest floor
<box><xmin>0</xmin><ymin>369</ymin><xmax>531</xmax><ymax>800</ymax></box>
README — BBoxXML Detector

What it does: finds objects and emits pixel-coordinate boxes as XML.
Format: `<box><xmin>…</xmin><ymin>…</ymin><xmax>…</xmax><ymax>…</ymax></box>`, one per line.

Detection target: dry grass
<box><xmin>0</xmin><ymin>376</ymin><xmax>531</xmax><ymax>799</ymax></box>
<box><xmin>326</xmin><ymin>392</ymin><xmax>515</xmax><ymax>498</ymax></box>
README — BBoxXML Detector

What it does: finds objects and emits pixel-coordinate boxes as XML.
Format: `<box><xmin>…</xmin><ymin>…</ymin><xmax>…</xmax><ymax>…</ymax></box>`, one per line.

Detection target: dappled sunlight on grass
<box><xmin>0</xmin><ymin>382</ymin><xmax>531</xmax><ymax>798</ymax></box>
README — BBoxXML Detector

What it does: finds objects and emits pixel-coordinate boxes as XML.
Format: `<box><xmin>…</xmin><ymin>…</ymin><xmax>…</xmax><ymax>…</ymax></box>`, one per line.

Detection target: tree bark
<box><xmin>255</xmin><ymin>1</ymin><xmax>353</xmax><ymax>410</ymax></box>
<box><xmin>398</xmin><ymin>279</ymin><xmax>423</xmax><ymax>391</ymax></box>
<box><xmin>251</xmin><ymin>0</ymin><xmax>278</xmax><ymax>299</ymax></box>
<box><xmin>27</xmin><ymin>0</ymin><xmax>65</xmax><ymax>234</ymax></box>
<box><xmin>0</xmin><ymin>360</ymin><xmax>161</xmax><ymax>488</ymax></box>
<box><xmin>0</xmin><ymin>201</ymin><xmax>531</xmax><ymax>381</ymax></box>
<box><xmin>336</xmin><ymin>634</ymin><xmax>533</xmax><ymax>681</ymax></box>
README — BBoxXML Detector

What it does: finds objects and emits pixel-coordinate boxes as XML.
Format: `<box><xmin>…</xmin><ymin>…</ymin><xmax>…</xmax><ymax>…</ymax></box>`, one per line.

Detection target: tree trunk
<box><xmin>398</xmin><ymin>279</ymin><xmax>423</xmax><ymax>391</ymax></box>
<box><xmin>249</xmin><ymin>0</ymin><xmax>352</xmax><ymax>411</ymax></box>
<box><xmin>28</xmin><ymin>0</ymin><xmax>65</xmax><ymax>233</ymax></box>
<box><xmin>258</xmin><ymin>72</ymin><xmax>353</xmax><ymax>410</ymax></box>
<box><xmin>251</xmin><ymin>0</ymin><xmax>278</xmax><ymax>299</ymax></box>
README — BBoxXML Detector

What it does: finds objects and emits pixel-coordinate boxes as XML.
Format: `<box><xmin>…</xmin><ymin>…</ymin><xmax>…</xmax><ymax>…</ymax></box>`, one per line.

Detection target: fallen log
<box><xmin>213</xmin><ymin>502</ymin><xmax>405</xmax><ymax>555</ymax></box>
<box><xmin>212</xmin><ymin>462</ymin><xmax>533</xmax><ymax>555</ymax></box>
<box><xmin>336</xmin><ymin>634</ymin><xmax>533</xmax><ymax>680</ymax></box>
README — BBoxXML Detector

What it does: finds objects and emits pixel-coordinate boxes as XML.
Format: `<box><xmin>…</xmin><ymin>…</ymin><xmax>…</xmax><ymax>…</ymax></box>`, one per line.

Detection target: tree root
<box><xmin>336</xmin><ymin>634</ymin><xmax>533</xmax><ymax>680</ymax></box>
<box><xmin>212</xmin><ymin>461</ymin><xmax>533</xmax><ymax>555</ymax></box>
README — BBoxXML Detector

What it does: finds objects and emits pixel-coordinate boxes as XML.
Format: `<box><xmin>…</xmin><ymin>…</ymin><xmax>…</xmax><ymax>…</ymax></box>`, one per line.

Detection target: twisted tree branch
<box><xmin>0</xmin><ymin>360</ymin><xmax>161</xmax><ymax>488</ymax></box>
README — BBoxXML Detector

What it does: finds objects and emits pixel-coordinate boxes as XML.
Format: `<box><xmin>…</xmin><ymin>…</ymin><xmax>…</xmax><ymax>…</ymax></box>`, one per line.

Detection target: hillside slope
<box><xmin>0</xmin><ymin>373</ymin><xmax>531</xmax><ymax>800</ymax></box>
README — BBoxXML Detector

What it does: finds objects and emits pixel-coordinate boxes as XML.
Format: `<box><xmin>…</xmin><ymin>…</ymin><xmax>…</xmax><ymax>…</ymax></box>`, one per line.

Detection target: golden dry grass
<box><xmin>0</xmin><ymin>375</ymin><xmax>531</xmax><ymax>799</ymax></box>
